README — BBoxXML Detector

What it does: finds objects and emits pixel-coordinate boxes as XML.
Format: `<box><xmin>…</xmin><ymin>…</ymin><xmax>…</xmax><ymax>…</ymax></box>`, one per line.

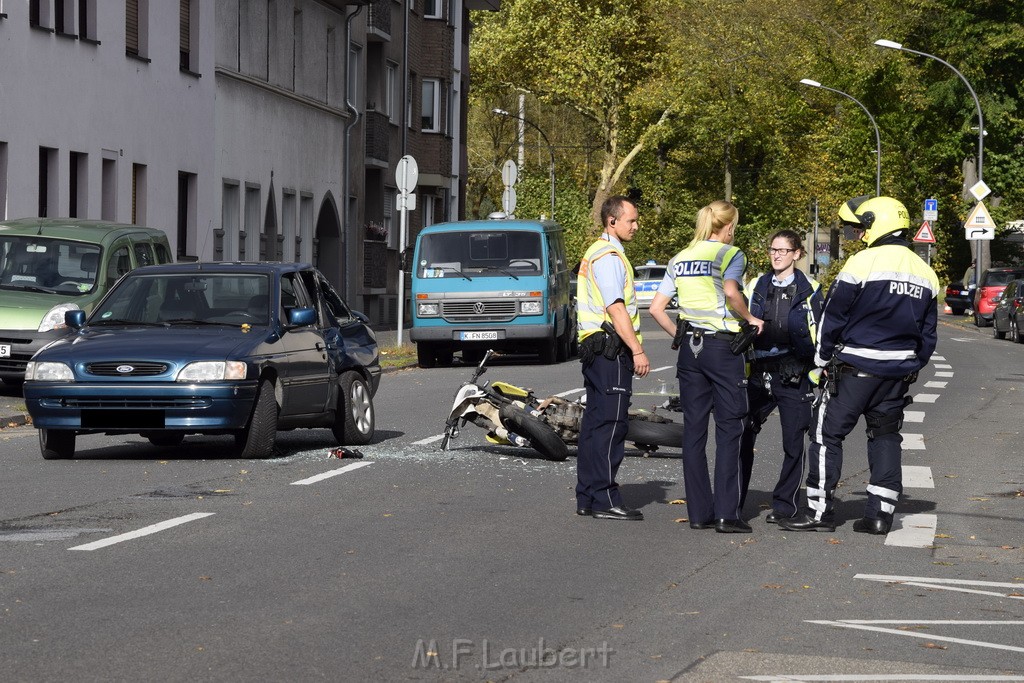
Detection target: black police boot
<box><xmin>777</xmin><ymin>509</ymin><xmax>836</xmax><ymax>532</ymax></box>
<box><xmin>853</xmin><ymin>514</ymin><xmax>892</xmax><ymax>535</ymax></box>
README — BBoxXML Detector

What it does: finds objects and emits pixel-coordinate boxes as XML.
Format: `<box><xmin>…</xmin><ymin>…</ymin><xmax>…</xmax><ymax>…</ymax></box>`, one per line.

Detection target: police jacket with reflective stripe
<box><xmin>667</xmin><ymin>241</ymin><xmax>745</xmax><ymax>333</ymax></box>
<box><xmin>816</xmin><ymin>238</ymin><xmax>939</xmax><ymax>378</ymax></box>
<box><xmin>576</xmin><ymin>238</ymin><xmax>641</xmax><ymax>343</ymax></box>
<box><xmin>746</xmin><ymin>270</ymin><xmax>822</xmax><ymax>360</ymax></box>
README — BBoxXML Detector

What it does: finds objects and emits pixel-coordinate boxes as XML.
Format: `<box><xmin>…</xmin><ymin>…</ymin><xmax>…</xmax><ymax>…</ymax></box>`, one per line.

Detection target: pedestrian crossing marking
<box><xmin>903</xmin><ymin>411</ymin><xmax>925</xmax><ymax>423</ymax></box>
<box><xmin>924</xmin><ymin>381</ymin><xmax>947</xmax><ymax>388</ymax></box>
<box><xmin>912</xmin><ymin>393</ymin><xmax>939</xmax><ymax>403</ymax></box>
<box><xmin>934</xmin><ymin>371</ymin><xmax>953</xmax><ymax>378</ymax></box>
<box><xmin>884</xmin><ymin>513</ymin><xmax>937</xmax><ymax>548</ymax></box>
<box><xmin>902</xmin><ymin>465</ymin><xmax>933</xmax><ymax>488</ymax></box>
<box><xmin>902</xmin><ymin>433</ymin><xmax>925</xmax><ymax>449</ymax></box>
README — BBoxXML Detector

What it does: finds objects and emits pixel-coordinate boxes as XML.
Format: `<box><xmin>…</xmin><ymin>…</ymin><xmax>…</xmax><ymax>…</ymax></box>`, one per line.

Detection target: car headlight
<box><xmin>417</xmin><ymin>302</ymin><xmax>439</xmax><ymax>317</ymax></box>
<box><xmin>176</xmin><ymin>361</ymin><xmax>247</xmax><ymax>382</ymax></box>
<box><xmin>38</xmin><ymin>303</ymin><xmax>81</xmax><ymax>333</ymax></box>
<box><xmin>25</xmin><ymin>361</ymin><xmax>74</xmax><ymax>381</ymax></box>
<box><xmin>520</xmin><ymin>300</ymin><xmax>542</xmax><ymax>315</ymax></box>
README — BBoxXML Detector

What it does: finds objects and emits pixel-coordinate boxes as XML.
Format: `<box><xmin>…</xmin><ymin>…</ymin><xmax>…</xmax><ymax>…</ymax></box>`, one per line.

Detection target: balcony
<box><xmin>367</xmin><ymin>0</ymin><xmax>391</xmax><ymax>41</ymax></box>
<box><xmin>365</xmin><ymin>109</ymin><xmax>390</xmax><ymax>167</ymax></box>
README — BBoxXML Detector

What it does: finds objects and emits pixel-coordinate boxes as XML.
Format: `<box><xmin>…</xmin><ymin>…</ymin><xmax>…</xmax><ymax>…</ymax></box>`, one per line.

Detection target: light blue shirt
<box><xmin>592</xmin><ymin>233</ymin><xmax>628</xmax><ymax>309</ymax></box>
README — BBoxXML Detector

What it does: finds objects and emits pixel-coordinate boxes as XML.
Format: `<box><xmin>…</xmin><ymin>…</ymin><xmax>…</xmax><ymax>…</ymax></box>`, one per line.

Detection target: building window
<box><xmin>385</xmin><ymin>61</ymin><xmax>398</xmax><ymax>124</ymax></box>
<box><xmin>299</xmin><ymin>193</ymin><xmax>313</xmax><ymax>263</ymax></box>
<box><xmin>69</xmin><ymin>151</ymin><xmax>87</xmax><ymax>218</ymax></box>
<box><xmin>177</xmin><ymin>172</ymin><xmax>196</xmax><ymax>259</ymax></box>
<box><xmin>54</xmin><ymin>0</ymin><xmax>67</xmax><ymax>34</ymax></box>
<box><xmin>29</xmin><ymin>1</ymin><xmax>48</xmax><ymax>28</ymax></box>
<box><xmin>79</xmin><ymin>0</ymin><xmax>97</xmax><ymax>41</ymax></box>
<box><xmin>179</xmin><ymin>0</ymin><xmax>194</xmax><ymax>71</ymax></box>
<box><xmin>38</xmin><ymin>147</ymin><xmax>57</xmax><ymax>218</ymax></box>
<box><xmin>101</xmin><ymin>156</ymin><xmax>116</xmax><ymax>221</ymax></box>
<box><xmin>347</xmin><ymin>44</ymin><xmax>361</xmax><ymax>105</ymax></box>
<box><xmin>131</xmin><ymin>163</ymin><xmax>147</xmax><ymax>225</ymax></box>
<box><xmin>423</xmin><ymin>0</ymin><xmax>441</xmax><ymax>19</ymax></box>
<box><xmin>421</xmin><ymin>79</ymin><xmax>440</xmax><ymax>132</ymax></box>
<box><xmin>0</xmin><ymin>142</ymin><xmax>8</xmax><ymax>221</ymax></box>
<box><xmin>384</xmin><ymin>189</ymin><xmax>396</xmax><ymax>249</ymax></box>
<box><xmin>282</xmin><ymin>190</ymin><xmax>297</xmax><ymax>262</ymax></box>
<box><xmin>222</xmin><ymin>181</ymin><xmax>240</xmax><ymax>260</ymax></box>
<box><xmin>244</xmin><ymin>184</ymin><xmax>260</xmax><ymax>261</ymax></box>
<box><xmin>126</xmin><ymin>0</ymin><xmax>148</xmax><ymax>59</ymax></box>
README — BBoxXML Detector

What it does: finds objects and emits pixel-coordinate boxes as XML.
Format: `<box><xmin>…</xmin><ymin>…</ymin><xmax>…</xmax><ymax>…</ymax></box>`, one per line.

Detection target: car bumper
<box><xmin>24</xmin><ymin>381</ymin><xmax>260</xmax><ymax>432</ymax></box>
<box><xmin>0</xmin><ymin>328</ymin><xmax>68</xmax><ymax>382</ymax></box>
<box><xmin>410</xmin><ymin>323</ymin><xmax>555</xmax><ymax>343</ymax></box>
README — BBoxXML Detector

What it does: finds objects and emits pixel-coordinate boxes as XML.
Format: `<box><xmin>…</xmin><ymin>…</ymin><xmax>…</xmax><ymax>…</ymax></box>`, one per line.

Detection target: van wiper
<box><xmin>89</xmin><ymin>319</ymin><xmax>169</xmax><ymax>327</ymax></box>
<box><xmin>0</xmin><ymin>282</ymin><xmax>54</xmax><ymax>294</ymax></box>
<box><xmin>481</xmin><ymin>265</ymin><xmax>519</xmax><ymax>280</ymax></box>
<box><xmin>436</xmin><ymin>266</ymin><xmax>473</xmax><ymax>281</ymax></box>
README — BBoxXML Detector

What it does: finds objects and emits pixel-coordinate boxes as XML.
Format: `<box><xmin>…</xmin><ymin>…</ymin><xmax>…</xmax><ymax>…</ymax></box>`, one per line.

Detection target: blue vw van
<box><xmin>410</xmin><ymin>216</ymin><xmax>574</xmax><ymax>367</ymax></box>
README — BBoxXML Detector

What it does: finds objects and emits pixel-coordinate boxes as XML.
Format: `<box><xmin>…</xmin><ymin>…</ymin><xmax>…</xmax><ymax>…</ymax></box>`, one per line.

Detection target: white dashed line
<box><xmin>903</xmin><ymin>411</ymin><xmax>925</xmax><ymax>423</ymax></box>
<box><xmin>69</xmin><ymin>512</ymin><xmax>215</xmax><ymax>551</ymax></box>
<box><xmin>934</xmin><ymin>363</ymin><xmax>953</xmax><ymax>369</ymax></box>
<box><xmin>856</xmin><ymin>574</ymin><xmax>1024</xmax><ymax>599</ymax></box>
<box><xmin>902</xmin><ymin>465</ymin><xmax>934</xmax><ymax>488</ymax></box>
<box><xmin>412</xmin><ymin>434</ymin><xmax>445</xmax><ymax>446</ymax></box>
<box><xmin>883</xmin><ymin>513</ymin><xmax>937</xmax><ymax>548</ymax></box>
<box><xmin>744</xmin><ymin>674</ymin><xmax>1024</xmax><ymax>681</ymax></box>
<box><xmin>805</xmin><ymin>620</ymin><xmax>1024</xmax><ymax>654</ymax></box>
<box><xmin>290</xmin><ymin>461</ymin><xmax>372</xmax><ymax>485</ymax></box>
<box><xmin>931</xmin><ymin>355</ymin><xmax>946</xmax><ymax>360</ymax></box>
<box><xmin>924</xmin><ymin>381</ymin><xmax>947</xmax><ymax>389</ymax></box>
<box><xmin>554</xmin><ymin>387</ymin><xmax>585</xmax><ymax>397</ymax></box>
<box><xmin>934</xmin><ymin>371</ymin><xmax>954</xmax><ymax>377</ymax></box>
<box><xmin>652</xmin><ymin>365</ymin><xmax>673</xmax><ymax>373</ymax></box>
<box><xmin>901</xmin><ymin>433</ymin><xmax>925</xmax><ymax>450</ymax></box>
<box><xmin>912</xmin><ymin>393</ymin><xmax>939</xmax><ymax>403</ymax></box>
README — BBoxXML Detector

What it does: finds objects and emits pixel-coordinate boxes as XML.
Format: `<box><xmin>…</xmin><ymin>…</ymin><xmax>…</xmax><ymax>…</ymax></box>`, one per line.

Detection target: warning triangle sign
<box><xmin>913</xmin><ymin>221</ymin><xmax>936</xmax><ymax>243</ymax></box>
<box><xmin>965</xmin><ymin>201</ymin><xmax>997</xmax><ymax>229</ymax></box>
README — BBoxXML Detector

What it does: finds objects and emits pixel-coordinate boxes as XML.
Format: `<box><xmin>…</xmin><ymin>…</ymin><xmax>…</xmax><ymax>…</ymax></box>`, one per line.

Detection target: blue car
<box><xmin>24</xmin><ymin>262</ymin><xmax>380</xmax><ymax>459</ymax></box>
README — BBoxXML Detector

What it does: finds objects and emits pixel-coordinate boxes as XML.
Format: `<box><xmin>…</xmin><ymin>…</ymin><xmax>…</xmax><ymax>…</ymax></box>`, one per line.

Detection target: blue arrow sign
<box><xmin>924</xmin><ymin>198</ymin><xmax>938</xmax><ymax>213</ymax></box>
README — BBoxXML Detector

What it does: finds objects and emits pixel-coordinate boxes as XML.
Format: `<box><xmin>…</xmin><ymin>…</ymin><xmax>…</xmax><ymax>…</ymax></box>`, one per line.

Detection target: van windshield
<box><xmin>418</xmin><ymin>231</ymin><xmax>543</xmax><ymax>279</ymax></box>
<box><xmin>0</xmin><ymin>236</ymin><xmax>101</xmax><ymax>295</ymax></box>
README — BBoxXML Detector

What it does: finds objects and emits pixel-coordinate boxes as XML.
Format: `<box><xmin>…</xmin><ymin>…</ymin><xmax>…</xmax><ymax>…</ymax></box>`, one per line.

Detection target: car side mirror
<box><xmin>65</xmin><ymin>309</ymin><xmax>87</xmax><ymax>329</ymax></box>
<box><xmin>286</xmin><ymin>307</ymin><xmax>316</xmax><ymax>327</ymax></box>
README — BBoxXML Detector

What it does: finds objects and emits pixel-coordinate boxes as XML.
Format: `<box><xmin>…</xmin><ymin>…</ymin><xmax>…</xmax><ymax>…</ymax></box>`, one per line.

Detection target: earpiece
<box><xmin>610</xmin><ymin>218</ymin><xmax>617</xmax><ymax>225</ymax></box>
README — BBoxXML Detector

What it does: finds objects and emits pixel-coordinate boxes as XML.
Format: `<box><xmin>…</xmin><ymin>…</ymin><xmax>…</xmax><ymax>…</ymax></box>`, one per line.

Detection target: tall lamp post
<box><xmin>800</xmin><ymin>79</ymin><xmax>882</xmax><ymax>197</ymax></box>
<box><xmin>874</xmin><ymin>39</ymin><xmax>987</xmax><ymax>276</ymax></box>
<box><xmin>492</xmin><ymin>107</ymin><xmax>556</xmax><ymax>220</ymax></box>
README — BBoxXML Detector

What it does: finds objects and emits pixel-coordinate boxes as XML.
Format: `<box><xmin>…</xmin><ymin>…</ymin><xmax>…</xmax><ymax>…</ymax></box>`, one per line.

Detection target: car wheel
<box><xmin>235</xmin><ymin>378</ymin><xmax>278</xmax><ymax>459</ymax></box>
<box><xmin>975</xmin><ymin>312</ymin><xmax>988</xmax><ymax>327</ymax></box>
<box><xmin>556</xmin><ymin>321</ymin><xmax>571</xmax><ymax>363</ymax></box>
<box><xmin>417</xmin><ymin>343</ymin><xmax>437</xmax><ymax>369</ymax></box>
<box><xmin>332</xmin><ymin>371</ymin><xmax>375</xmax><ymax>445</ymax></box>
<box><xmin>994</xmin><ymin>321</ymin><xmax>1006</xmax><ymax>339</ymax></box>
<box><xmin>145</xmin><ymin>432</ymin><xmax>185</xmax><ymax>447</ymax></box>
<box><xmin>39</xmin><ymin>429</ymin><xmax>75</xmax><ymax>460</ymax></box>
<box><xmin>538</xmin><ymin>331</ymin><xmax>558</xmax><ymax>365</ymax></box>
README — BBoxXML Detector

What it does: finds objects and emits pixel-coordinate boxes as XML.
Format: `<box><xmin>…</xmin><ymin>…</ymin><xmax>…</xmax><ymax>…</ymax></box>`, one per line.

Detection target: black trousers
<box><xmin>804</xmin><ymin>371</ymin><xmax>911</xmax><ymax>522</ymax></box>
<box><xmin>576</xmin><ymin>353</ymin><xmax>633</xmax><ymax>511</ymax></box>
<box><xmin>676</xmin><ymin>334</ymin><xmax>748</xmax><ymax>523</ymax></box>
<box><xmin>740</xmin><ymin>363</ymin><xmax>814</xmax><ymax>517</ymax></box>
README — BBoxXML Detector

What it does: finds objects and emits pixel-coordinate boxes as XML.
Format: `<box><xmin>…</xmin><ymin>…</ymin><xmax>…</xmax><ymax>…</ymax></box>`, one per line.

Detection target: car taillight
<box><xmin>945</xmin><ymin>285</ymin><xmax>956</xmax><ymax>296</ymax></box>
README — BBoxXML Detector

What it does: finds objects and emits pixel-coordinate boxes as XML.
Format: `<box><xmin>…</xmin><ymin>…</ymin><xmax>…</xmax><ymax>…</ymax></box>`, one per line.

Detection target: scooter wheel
<box><xmin>499</xmin><ymin>405</ymin><xmax>569</xmax><ymax>462</ymax></box>
<box><xmin>626</xmin><ymin>416</ymin><xmax>683</xmax><ymax>448</ymax></box>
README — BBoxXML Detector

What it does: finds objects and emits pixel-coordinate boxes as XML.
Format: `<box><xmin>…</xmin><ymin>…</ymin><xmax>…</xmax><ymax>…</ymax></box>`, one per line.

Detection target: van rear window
<box><xmin>418</xmin><ymin>231</ymin><xmax>542</xmax><ymax>278</ymax></box>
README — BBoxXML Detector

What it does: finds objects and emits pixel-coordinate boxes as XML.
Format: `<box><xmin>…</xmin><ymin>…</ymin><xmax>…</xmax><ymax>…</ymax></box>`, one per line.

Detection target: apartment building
<box><xmin>0</xmin><ymin>0</ymin><xmax>498</xmax><ymax>324</ymax></box>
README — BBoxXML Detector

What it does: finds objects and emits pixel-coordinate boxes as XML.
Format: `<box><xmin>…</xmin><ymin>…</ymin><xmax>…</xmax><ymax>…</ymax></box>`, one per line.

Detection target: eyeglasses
<box><xmin>768</xmin><ymin>247</ymin><xmax>796</xmax><ymax>255</ymax></box>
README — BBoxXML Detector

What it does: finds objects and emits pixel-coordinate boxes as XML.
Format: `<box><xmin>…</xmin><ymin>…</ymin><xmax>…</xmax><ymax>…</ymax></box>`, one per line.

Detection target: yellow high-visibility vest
<box><xmin>668</xmin><ymin>240</ymin><xmax>743</xmax><ymax>333</ymax></box>
<box><xmin>576</xmin><ymin>238</ymin><xmax>642</xmax><ymax>343</ymax></box>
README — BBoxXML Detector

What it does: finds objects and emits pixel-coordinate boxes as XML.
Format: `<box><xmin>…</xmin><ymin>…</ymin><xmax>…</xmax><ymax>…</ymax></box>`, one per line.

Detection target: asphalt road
<box><xmin>1</xmin><ymin>311</ymin><xmax>1022</xmax><ymax>682</ymax></box>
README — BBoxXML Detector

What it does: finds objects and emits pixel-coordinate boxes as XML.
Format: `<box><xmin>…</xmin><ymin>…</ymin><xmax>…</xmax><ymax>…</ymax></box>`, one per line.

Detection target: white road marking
<box><xmin>901</xmin><ymin>433</ymin><xmax>925</xmax><ymax>450</ymax></box>
<box><xmin>931</xmin><ymin>355</ymin><xmax>946</xmax><ymax>360</ymax></box>
<box><xmin>412</xmin><ymin>434</ymin><xmax>445</xmax><ymax>446</ymax></box>
<box><xmin>290</xmin><ymin>461</ymin><xmax>372</xmax><ymax>486</ymax></box>
<box><xmin>856</xmin><ymin>574</ymin><xmax>1024</xmax><ymax>590</ymax></box>
<box><xmin>924</xmin><ymin>381</ymin><xmax>947</xmax><ymax>388</ymax></box>
<box><xmin>652</xmin><ymin>365</ymin><xmax>673</xmax><ymax>373</ymax></box>
<box><xmin>744</xmin><ymin>675</ymin><xmax>1024</xmax><ymax>681</ymax></box>
<box><xmin>806</xmin><ymin>620</ymin><xmax>1024</xmax><ymax>654</ymax></box>
<box><xmin>69</xmin><ymin>513</ymin><xmax>215</xmax><ymax>551</ymax></box>
<box><xmin>934</xmin><ymin>363</ymin><xmax>953</xmax><ymax>369</ymax></box>
<box><xmin>903</xmin><ymin>411</ymin><xmax>925</xmax><ymax>423</ymax></box>
<box><xmin>902</xmin><ymin>465</ymin><xmax>934</xmax><ymax>488</ymax></box>
<box><xmin>554</xmin><ymin>387</ymin><xmax>585</xmax><ymax>397</ymax></box>
<box><xmin>883</xmin><ymin>513</ymin><xmax>937</xmax><ymax>548</ymax></box>
<box><xmin>912</xmin><ymin>393</ymin><xmax>939</xmax><ymax>403</ymax></box>
<box><xmin>934</xmin><ymin>371</ymin><xmax>954</xmax><ymax>377</ymax></box>
<box><xmin>949</xmin><ymin>337</ymin><xmax>976</xmax><ymax>342</ymax></box>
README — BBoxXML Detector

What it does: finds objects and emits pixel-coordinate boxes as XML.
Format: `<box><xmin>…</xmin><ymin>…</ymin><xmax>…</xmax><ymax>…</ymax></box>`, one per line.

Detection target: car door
<box><xmin>278</xmin><ymin>272</ymin><xmax>331</xmax><ymax>417</ymax></box>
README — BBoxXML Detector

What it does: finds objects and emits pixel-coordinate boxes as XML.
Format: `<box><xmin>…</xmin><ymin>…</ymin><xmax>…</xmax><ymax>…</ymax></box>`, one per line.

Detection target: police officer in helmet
<box><xmin>779</xmin><ymin>196</ymin><xmax>939</xmax><ymax>535</ymax></box>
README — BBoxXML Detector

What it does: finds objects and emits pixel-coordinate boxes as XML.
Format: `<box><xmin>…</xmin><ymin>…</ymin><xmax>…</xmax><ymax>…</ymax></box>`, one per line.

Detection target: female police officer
<box><xmin>650</xmin><ymin>200</ymin><xmax>763</xmax><ymax>533</ymax></box>
<box><xmin>739</xmin><ymin>230</ymin><xmax>823</xmax><ymax>524</ymax></box>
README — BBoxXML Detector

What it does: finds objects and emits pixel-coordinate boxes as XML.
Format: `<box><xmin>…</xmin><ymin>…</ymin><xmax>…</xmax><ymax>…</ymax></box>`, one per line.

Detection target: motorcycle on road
<box><xmin>440</xmin><ymin>350</ymin><xmax>683</xmax><ymax>461</ymax></box>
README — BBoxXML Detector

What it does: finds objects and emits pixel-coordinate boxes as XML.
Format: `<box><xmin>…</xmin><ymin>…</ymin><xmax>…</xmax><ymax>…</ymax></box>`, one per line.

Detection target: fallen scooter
<box><xmin>441</xmin><ymin>350</ymin><xmax>684</xmax><ymax>460</ymax></box>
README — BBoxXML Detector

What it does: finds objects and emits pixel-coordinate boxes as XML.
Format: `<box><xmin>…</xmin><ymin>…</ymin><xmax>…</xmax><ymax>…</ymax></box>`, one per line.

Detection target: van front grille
<box><xmin>441</xmin><ymin>301</ymin><xmax>517</xmax><ymax>322</ymax></box>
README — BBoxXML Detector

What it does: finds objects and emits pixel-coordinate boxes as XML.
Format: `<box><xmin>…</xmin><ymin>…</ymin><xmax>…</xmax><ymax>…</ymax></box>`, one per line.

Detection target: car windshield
<box><xmin>417</xmin><ymin>230</ymin><xmax>543</xmax><ymax>278</ymax></box>
<box><xmin>0</xmin><ymin>236</ymin><xmax>101</xmax><ymax>295</ymax></box>
<box><xmin>637</xmin><ymin>267</ymin><xmax>666</xmax><ymax>280</ymax></box>
<box><xmin>984</xmin><ymin>271</ymin><xmax>1024</xmax><ymax>287</ymax></box>
<box><xmin>91</xmin><ymin>273</ymin><xmax>271</xmax><ymax>326</ymax></box>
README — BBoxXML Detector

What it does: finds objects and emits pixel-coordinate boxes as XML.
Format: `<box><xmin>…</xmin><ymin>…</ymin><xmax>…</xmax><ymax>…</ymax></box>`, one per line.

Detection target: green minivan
<box><xmin>0</xmin><ymin>218</ymin><xmax>172</xmax><ymax>383</ymax></box>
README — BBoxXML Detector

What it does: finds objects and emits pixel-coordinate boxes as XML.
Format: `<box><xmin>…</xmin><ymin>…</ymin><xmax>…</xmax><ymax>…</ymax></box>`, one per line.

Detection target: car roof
<box><xmin>130</xmin><ymin>261</ymin><xmax>315</xmax><ymax>276</ymax></box>
<box><xmin>0</xmin><ymin>217</ymin><xmax>166</xmax><ymax>241</ymax></box>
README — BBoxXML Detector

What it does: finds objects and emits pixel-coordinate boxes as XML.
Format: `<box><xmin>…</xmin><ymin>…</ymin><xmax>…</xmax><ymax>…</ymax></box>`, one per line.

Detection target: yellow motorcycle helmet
<box><xmin>840</xmin><ymin>195</ymin><xmax>910</xmax><ymax>245</ymax></box>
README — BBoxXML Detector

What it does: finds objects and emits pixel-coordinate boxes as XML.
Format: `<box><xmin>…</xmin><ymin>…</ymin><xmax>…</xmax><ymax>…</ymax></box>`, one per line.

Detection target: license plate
<box><xmin>460</xmin><ymin>331</ymin><xmax>498</xmax><ymax>341</ymax></box>
<box><xmin>0</xmin><ymin>344</ymin><xmax>9</xmax><ymax>358</ymax></box>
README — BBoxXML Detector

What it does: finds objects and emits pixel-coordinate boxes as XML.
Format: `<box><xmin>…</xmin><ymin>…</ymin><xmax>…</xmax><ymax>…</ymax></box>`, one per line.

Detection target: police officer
<box><xmin>739</xmin><ymin>230</ymin><xmax>823</xmax><ymax>523</ymax></box>
<box><xmin>779</xmin><ymin>196</ymin><xmax>939</xmax><ymax>535</ymax></box>
<box><xmin>575</xmin><ymin>195</ymin><xmax>650</xmax><ymax>521</ymax></box>
<box><xmin>650</xmin><ymin>200</ymin><xmax>763</xmax><ymax>533</ymax></box>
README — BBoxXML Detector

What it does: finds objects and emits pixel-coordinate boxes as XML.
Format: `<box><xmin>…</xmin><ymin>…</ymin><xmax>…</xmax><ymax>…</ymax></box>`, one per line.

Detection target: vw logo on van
<box><xmin>116</xmin><ymin>365</ymin><xmax>135</xmax><ymax>374</ymax></box>
<box><xmin>474</xmin><ymin>302</ymin><xmax>486</xmax><ymax>314</ymax></box>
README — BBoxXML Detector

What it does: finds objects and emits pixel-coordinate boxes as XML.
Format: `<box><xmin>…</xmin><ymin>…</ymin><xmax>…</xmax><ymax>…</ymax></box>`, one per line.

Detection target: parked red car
<box><xmin>974</xmin><ymin>267</ymin><xmax>1024</xmax><ymax>327</ymax></box>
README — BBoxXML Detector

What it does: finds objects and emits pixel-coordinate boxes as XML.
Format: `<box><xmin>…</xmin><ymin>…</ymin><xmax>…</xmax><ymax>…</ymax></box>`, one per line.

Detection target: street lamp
<box><xmin>875</xmin><ymin>38</ymin><xmax>987</xmax><ymax>280</ymax></box>
<box><xmin>492</xmin><ymin>107</ymin><xmax>556</xmax><ymax>220</ymax></box>
<box><xmin>800</xmin><ymin>78</ymin><xmax>881</xmax><ymax>197</ymax></box>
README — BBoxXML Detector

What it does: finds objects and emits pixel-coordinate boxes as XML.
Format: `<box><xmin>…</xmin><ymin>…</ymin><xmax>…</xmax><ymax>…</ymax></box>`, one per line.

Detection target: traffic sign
<box><xmin>396</xmin><ymin>155</ymin><xmax>419</xmax><ymax>194</ymax></box>
<box><xmin>501</xmin><ymin>159</ymin><xmax>518</xmax><ymax>187</ymax></box>
<box><xmin>969</xmin><ymin>180</ymin><xmax>991</xmax><ymax>202</ymax></box>
<box><xmin>502</xmin><ymin>186</ymin><xmax>517</xmax><ymax>215</ymax></box>
<box><xmin>964</xmin><ymin>201</ymin><xmax>996</xmax><ymax>240</ymax></box>
<box><xmin>397</xmin><ymin>193</ymin><xmax>416</xmax><ymax>211</ymax></box>
<box><xmin>913</xmin><ymin>221</ymin><xmax>935</xmax><ymax>243</ymax></box>
<box><xmin>923</xmin><ymin>198</ymin><xmax>938</xmax><ymax>222</ymax></box>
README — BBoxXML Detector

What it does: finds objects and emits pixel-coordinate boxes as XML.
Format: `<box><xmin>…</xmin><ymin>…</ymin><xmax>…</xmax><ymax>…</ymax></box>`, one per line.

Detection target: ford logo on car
<box><xmin>116</xmin><ymin>365</ymin><xmax>134</xmax><ymax>374</ymax></box>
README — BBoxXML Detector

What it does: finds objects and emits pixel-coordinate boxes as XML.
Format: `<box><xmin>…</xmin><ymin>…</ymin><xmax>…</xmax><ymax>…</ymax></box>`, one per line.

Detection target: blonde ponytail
<box><xmin>689</xmin><ymin>200</ymin><xmax>739</xmax><ymax>247</ymax></box>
